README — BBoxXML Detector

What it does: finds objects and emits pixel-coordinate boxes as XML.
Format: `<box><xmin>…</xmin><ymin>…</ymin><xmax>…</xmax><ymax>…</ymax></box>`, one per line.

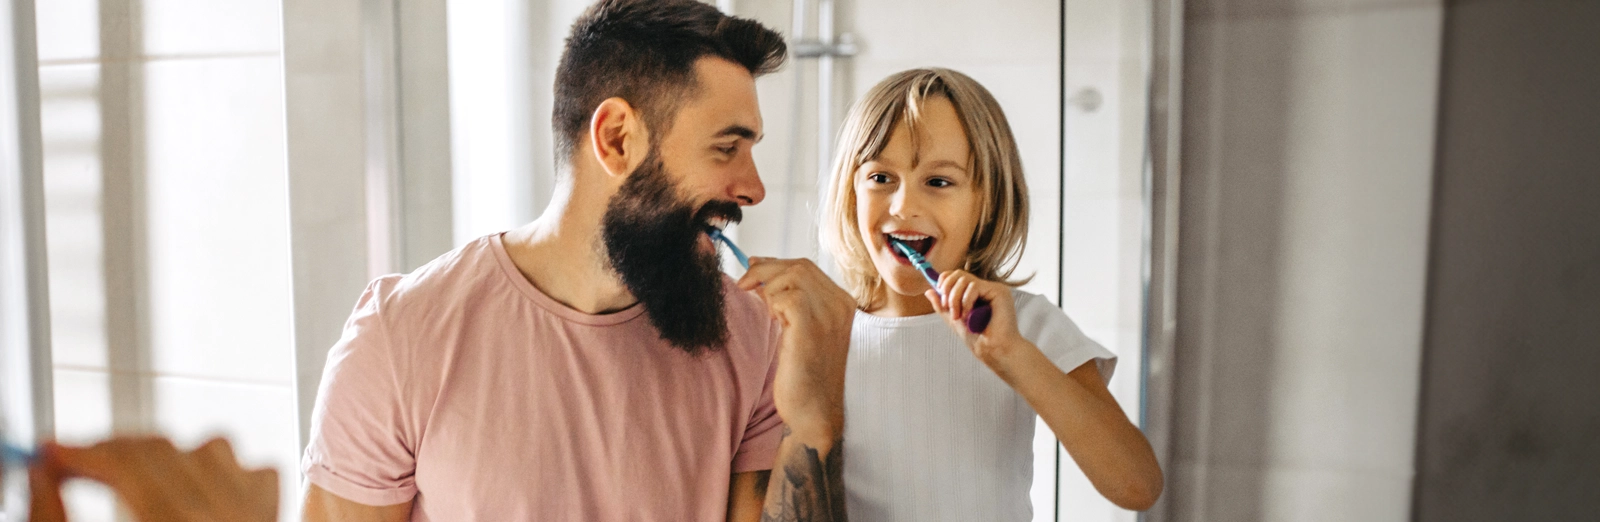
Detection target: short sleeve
<box><xmin>301</xmin><ymin>277</ymin><xmax>420</xmax><ymax>506</ymax></box>
<box><xmin>731</xmin><ymin>317</ymin><xmax>786</xmax><ymax>473</ymax></box>
<box><xmin>1014</xmin><ymin>291</ymin><xmax>1117</xmax><ymax>384</ymax></box>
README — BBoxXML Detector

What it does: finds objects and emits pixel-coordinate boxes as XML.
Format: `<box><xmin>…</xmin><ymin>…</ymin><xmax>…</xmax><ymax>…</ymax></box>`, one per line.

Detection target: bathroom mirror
<box><xmin>5</xmin><ymin>0</ymin><xmax>1181</xmax><ymax>520</ymax></box>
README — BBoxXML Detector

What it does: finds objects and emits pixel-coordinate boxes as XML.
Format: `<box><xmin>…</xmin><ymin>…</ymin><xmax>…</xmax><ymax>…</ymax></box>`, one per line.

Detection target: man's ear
<box><xmin>589</xmin><ymin>97</ymin><xmax>650</xmax><ymax>179</ymax></box>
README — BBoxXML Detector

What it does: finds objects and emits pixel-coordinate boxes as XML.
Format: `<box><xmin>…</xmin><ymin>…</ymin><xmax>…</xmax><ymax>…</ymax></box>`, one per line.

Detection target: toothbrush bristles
<box><xmin>706</xmin><ymin>228</ymin><xmax>750</xmax><ymax>270</ymax></box>
<box><xmin>890</xmin><ymin>239</ymin><xmax>943</xmax><ymax>295</ymax></box>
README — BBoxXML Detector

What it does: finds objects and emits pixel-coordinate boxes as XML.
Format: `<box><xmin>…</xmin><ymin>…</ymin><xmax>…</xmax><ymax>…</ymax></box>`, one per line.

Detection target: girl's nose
<box><xmin>889</xmin><ymin>185</ymin><xmax>920</xmax><ymax>219</ymax></box>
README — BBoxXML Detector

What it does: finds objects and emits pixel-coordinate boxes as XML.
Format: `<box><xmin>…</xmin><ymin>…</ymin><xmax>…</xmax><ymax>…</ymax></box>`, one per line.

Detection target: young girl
<box><xmin>823</xmin><ymin>68</ymin><xmax>1163</xmax><ymax>520</ymax></box>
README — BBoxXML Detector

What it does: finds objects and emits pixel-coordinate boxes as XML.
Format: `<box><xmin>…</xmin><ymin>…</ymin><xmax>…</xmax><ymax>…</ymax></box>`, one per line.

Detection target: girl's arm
<box><xmin>929</xmin><ymin>271</ymin><xmax>1164</xmax><ymax>511</ymax></box>
<box><xmin>998</xmin><ymin>346</ymin><xmax>1163</xmax><ymax>511</ymax></box>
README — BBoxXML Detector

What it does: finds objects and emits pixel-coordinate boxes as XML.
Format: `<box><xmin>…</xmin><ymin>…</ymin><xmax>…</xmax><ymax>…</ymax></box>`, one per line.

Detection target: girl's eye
<box><xmin>927</xmin><ymin>177</ymin><xmax>954</xmax><ymax>188</ymax></box>
<box><xmin>867</xmin><ymin>172</ymin><xmax>892</xmax><ymax>184</ymax></box>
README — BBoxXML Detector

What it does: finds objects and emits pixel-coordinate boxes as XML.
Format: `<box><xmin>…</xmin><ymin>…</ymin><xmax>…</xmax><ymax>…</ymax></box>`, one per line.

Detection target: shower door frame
<box><xmin>0</xmin><ymin>0</ymin><xmax>50</xmax><ymax>517</ymax></box>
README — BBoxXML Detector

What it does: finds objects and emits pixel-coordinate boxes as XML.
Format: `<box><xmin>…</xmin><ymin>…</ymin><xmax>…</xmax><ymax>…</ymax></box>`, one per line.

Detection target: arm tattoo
<box><xmin>753</xmin><ymin>470</ymin><xmax>772</xmax><ymax>499</ymax></box>
<box><xmin>761</xmin><ymin>427</ymin><xmax>847</xmax><ymax>522</ymax></box>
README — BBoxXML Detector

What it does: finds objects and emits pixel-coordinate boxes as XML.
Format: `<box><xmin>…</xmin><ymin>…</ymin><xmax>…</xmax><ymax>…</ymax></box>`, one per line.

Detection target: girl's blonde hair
<box><xmin>822</xmin><ymin>68</ymin><xmax>1031</xmax><ymax>309</ymax></box>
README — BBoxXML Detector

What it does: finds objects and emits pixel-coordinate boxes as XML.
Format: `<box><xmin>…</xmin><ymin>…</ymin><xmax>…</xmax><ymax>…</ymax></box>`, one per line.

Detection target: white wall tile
<box><xmin>1060</xmin><ymin>197</ymin><xmax>1133</xmax><ymax>330</ymax></box>
<box><xmin>51</xmin><ymin>369</ymin><xmax>112</xmax><ymax>444</ymax></box>
<box><xmin>142</xmin><ymin>0</ymin><xmax>283</xmax><ymax>56</ymax></box>
<box><xmin>46</xmin><ymin>369</ymin><xmax>121</xmax><ymax>520</ymax></box>
<box><xmin>845</xmin><ymin>0</ymin><xmax>1058</xmax><ymax>66</ymax></box>
<box><xmin>151</xmin><ymin>377</ymin><xmax>299</xmax><ymax>522</ymax></box>
<box><xmin>40</xmin><ymin>64</ymin><xmax>110</xmax><ymax>369</ymax></box>
<box><xmin>34</xmin><ymin>0</ymin><xmax>99</xmax><ymax>63</ymax></box>
<box><xmin>60</xmin><ymin>482</ymin><xmax>118</xmax><ymax>522</ymax></box>
<box><xmin>141</xmin><ymin>56</ymin><xmax>293</xmax><ymax>384</ymax></box>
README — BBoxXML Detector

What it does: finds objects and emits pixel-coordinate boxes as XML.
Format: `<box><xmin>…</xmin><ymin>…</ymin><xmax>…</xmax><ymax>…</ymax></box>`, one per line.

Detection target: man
<box><xmin>300</xmin><ymin>0</ymin><xmax>855</xmax><ymax>521</ymax></box>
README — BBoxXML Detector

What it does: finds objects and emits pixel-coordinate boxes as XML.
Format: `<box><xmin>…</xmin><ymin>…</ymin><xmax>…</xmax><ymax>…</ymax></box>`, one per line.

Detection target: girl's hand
<box><xmin>924</xmin><ymin>270</ymin><xmax>1031</xmax><ymax>370</ymax></box>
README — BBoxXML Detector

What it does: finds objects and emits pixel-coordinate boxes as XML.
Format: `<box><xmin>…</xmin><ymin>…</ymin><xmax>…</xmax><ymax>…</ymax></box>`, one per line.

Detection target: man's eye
<box><xmin>717</xmin><ymin>145</ymin><xmax>737</xmax><ymax>155</ymax></box>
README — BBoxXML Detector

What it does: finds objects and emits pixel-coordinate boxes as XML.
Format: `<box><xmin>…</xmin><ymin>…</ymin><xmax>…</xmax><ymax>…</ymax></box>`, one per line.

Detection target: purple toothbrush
<box><xmin>889</xmin><ymin>238</ymin><xmax>992</xmax><ymax>334</ymax></box>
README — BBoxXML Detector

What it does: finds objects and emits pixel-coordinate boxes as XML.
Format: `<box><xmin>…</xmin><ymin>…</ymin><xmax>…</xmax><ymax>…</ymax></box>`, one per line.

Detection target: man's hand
<box><xmin>29</xmin><ymin>436</ymin><xmax>278</xmax><ymax>522</ymax></box>
<box><xmin>736</xmin><ymin>257</ymin><xmax>855</xmax><ymax>437</ymax></box>
<box><xmin>736</xmin><ymin>257</ymin><xmax>854</xmax><ymax>522</ymax></box>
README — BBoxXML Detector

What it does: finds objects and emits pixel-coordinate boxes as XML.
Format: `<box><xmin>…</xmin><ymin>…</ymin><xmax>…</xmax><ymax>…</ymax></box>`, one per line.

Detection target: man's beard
<box><xmin>601</xmin><ymin>151</ymin><xmax>742</xmax><ymax>354</ymax></box>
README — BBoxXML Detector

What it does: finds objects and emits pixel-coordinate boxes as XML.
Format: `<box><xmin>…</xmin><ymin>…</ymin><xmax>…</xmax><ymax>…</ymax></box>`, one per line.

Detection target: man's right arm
<box><xmin>303</xmin><ymin>483</ymin><xmax>413</xmax><ymax>522</ymax></box>
<box><xmin>735</xmin><ymin>258</ymin><xmax>855</xmax><ymax>522</ymax></box>
<box><xmin>759</xmin><ymin>426</ymin><xmax>846</xmax><ymax>521</ymax></box>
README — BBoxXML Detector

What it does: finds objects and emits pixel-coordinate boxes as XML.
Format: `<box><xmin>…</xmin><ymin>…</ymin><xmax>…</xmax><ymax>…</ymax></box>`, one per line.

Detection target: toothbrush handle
<box><xmin>965</xmin><ymin>299</ymin><xmax>993</xmax><ymax>334</ymax></box>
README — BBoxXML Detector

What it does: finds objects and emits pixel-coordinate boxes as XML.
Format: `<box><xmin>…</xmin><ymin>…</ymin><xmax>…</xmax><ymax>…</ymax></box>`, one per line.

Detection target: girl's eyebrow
<box><xmin>925</xmin><ymin>159</ymin><xmax>968</xmax><ymax>172</ymax></box>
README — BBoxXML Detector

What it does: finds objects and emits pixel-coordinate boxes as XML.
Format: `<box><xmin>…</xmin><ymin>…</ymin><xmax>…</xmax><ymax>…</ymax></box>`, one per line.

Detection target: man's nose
<box><xmin>729</xmin><ymin>152</ymin><xmax>765</xmax><ymax>206</ymax></box>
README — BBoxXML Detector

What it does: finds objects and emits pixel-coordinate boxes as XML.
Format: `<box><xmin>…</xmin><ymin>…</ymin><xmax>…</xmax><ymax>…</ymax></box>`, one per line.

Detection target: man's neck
<box><xmin>501</xmin><ymin>182</ymin><xmax>638</xmax><ymax>315</ymax></box>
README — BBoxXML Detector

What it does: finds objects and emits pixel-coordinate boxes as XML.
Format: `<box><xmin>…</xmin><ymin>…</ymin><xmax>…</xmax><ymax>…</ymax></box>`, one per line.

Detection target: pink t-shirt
<box><xmin>302</xmin><ymin>233</ymin><xmax>784</xmax><ymax>521</ymax></box>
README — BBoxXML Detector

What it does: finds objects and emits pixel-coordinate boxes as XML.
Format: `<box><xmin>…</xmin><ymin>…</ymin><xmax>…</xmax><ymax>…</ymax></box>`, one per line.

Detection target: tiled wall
<box><xmin>36</xmin><ymin>0</ymin><xmax>299</xmax><ymax>520</ymax></box>
<box><xmin>1169</xmin><ymin>0</ymin><xmax>1442</xmax><ymax>520</ymax></box>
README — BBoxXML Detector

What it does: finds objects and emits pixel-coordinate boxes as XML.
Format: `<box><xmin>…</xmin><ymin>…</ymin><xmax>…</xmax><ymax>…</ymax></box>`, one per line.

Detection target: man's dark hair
<box><xmin>553</xmin><ymin>0</ymin><xmax>787</xmax><ymax>165</ymax></box>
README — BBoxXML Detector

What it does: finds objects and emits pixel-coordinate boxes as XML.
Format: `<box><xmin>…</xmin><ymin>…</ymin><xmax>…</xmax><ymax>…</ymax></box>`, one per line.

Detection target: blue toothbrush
<box><xmin>705</xmin><ymin>228</ymin><xmax>750</xmax><ymax>270</ymax></box>
<box><xmin>890</xmin><ymin>238</ymin><xmax>992</xmax><ymax>334</ymax></box>
<box><xmin>3</xmin><ymin>440</ymin><xmax>36</xmax><ymax>466</ymax></box>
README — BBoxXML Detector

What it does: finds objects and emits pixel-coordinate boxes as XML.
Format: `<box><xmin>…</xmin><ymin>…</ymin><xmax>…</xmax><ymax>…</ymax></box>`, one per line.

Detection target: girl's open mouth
<box><xmin>886</xmin><ymin>233</ymin><xmax>935</xmax><ymax>265</ymax></box>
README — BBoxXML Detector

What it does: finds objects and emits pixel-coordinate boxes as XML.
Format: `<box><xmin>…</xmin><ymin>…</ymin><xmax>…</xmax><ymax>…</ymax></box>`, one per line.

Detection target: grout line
<box><xmin>38</xmin><ymin>58</ymin><xmax>101</xmax><ymax>67</ymax></box>
<box><xmin>51</xmin><ymin>365</ymin><xmax>294</xmax><ymax>389</ymax></box>
<box><xmin>1187</xmin><ymin>0</ymin><xmax>1443</xmax><ymax>22</ymax></box>
<box><xmin>1171</xmin><ymin>457</ymin><xmax>1420</xmax><ymax>478</ymax></box>
<box><xmin>38</xmin><ymin>50</ymin><xmax>282</xmax><ymax>67</ymax></box>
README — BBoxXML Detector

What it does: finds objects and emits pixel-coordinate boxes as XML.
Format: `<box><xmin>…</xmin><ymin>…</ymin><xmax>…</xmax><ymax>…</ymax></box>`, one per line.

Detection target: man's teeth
<box><xmin>707</xmin><ymin>217</ymin><xmax>730</xmax><ymax>231</ymax></box>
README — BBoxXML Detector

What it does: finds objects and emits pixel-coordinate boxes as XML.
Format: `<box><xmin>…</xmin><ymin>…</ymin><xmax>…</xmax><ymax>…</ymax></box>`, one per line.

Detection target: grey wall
<box><xmin>1164</xmin><ymin>1</ymin><xmax>1444</xmax><ymax>520</ymax></box>
<box><xmin>1412</xmin><ymin>1</ymin><xmax>1600</xmax><ymax>520</ymax></box>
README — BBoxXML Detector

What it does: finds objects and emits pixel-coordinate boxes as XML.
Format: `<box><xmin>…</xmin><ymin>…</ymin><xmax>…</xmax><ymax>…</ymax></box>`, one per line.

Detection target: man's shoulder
<box><xmin>721</xmin><ymin>276</ymin><xmax>780</xmax><ymax>346</ymax></box>
<box><xmin>721</xmin><ymin>275</ymin><xmax>769</xmax><ymax>317</ymax></box>
<box><xmin>368</xmin><ymin>234</ymin><xmax>508</xmax><ymax>316</ymax></box>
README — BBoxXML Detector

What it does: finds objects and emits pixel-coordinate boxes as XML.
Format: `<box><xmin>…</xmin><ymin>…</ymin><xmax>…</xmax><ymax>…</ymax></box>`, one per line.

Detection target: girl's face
<box><xmin>854</xmin><ymin>96</ymin><xmax>981</xmax><ymax>315</ymax></box>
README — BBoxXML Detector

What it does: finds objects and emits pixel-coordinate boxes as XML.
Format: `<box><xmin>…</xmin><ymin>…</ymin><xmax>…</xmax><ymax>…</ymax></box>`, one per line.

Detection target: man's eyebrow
<box><xmin>713</xmin><ymin>124</ymin><xmax>762</xmax><ymax>142</ymax></box>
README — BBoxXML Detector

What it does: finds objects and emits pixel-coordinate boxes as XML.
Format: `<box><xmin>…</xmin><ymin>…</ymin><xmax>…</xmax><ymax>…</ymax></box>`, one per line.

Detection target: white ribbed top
<box><xmin>841</xmin><ymin>290</ymin><xmax>1116</xmax><ymax>522</ymax></box>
